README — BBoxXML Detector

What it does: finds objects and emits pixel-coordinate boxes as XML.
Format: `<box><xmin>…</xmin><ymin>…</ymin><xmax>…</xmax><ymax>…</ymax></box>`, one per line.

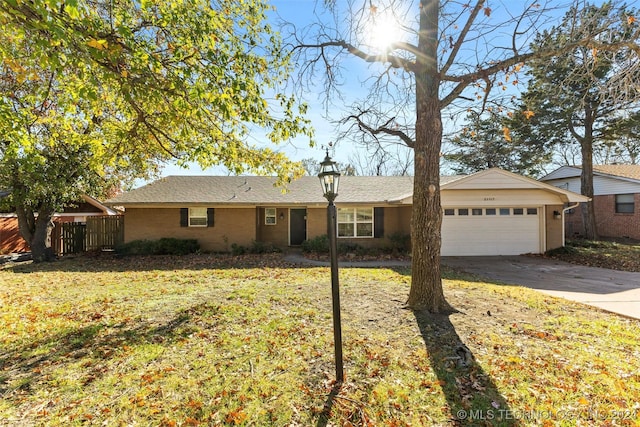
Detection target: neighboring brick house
<box><xmin>540</xmin><ymin>165</ymin><xmax>640</xmax><ymax>240</ymax></box>
<box><xmin>105</xmin><ymin>168</ymin><xmax>588</xmax><ymax>256</ymax></box>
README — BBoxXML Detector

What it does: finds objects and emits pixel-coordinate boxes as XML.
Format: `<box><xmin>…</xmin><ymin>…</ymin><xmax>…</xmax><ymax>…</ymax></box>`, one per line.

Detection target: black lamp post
<box><xmin>318</xmin><ymin>151</ymin><xmax>344</xmax><ymax>383</ymax></box>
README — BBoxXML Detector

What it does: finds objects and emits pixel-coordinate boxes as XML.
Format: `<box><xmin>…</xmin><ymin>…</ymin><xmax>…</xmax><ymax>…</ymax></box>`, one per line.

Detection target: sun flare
<box><xmin>368</xmin><ymin>10</ymin><xmax>403</xmax><ymax>51</ymax></box>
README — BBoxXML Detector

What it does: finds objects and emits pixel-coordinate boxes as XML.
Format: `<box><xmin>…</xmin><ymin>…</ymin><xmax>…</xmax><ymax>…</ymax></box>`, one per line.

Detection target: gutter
<box><xmin>561</xmin><ymin>202</ymin><xmax>581</xmax><ymax>247</ymax></box>
<box><xmin>385</xmin><ymin>192</ymin><xmax>414</xmax><ymax>204</ymax></box>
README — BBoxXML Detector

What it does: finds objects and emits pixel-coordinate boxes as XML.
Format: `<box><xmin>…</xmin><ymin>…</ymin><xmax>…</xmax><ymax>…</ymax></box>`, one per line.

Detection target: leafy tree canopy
<box><xmin>0</xmin><ymin>0</ymin><xmax>314</xmax><ymax>188</ymax></box>
<box><xmin>0</xmin><ymin>0</ymin><xmax>313</xmax><ymax>260</ymax></box>
<box><xmin>512</xmin><ymin>3</ymin><xmax>639</xmax><ymax>149</ymax></box>
<box><xmin>507</xmin><ymin>2</ymin><xmax>640</xmax><ymax>238</ymax></box>
<box><xmin>444</xmin><ymin>111</ymin><xmax>552</xmax><ymax>177</ymax></box>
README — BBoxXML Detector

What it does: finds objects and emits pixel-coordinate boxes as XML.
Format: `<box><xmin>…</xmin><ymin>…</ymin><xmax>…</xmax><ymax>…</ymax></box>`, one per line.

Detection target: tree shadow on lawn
<box><xmin>412</xmin><ymin>308</ymin><xmax>521</xmax><ymax>427</ymax></box>
<box><xmin>387</xmin><ymin>265</ymin><xmax>520</xmax><ymax>425</ymax></box>
<box><xmin>0</xmin><ymin>303</ymin><xmax>209</xmax><ymax>397</ymax></box>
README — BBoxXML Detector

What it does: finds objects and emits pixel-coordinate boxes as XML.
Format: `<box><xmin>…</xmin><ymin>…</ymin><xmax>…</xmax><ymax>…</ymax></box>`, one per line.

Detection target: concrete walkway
<box><xmin>284</xmin><ymin>252</ymin><xmax>411</xmax><ymax>268</ymax></box>
<box><xmin>441</xmin><ymin>256</ymin><xmax>640</xmax><ymax>320</ymax></box>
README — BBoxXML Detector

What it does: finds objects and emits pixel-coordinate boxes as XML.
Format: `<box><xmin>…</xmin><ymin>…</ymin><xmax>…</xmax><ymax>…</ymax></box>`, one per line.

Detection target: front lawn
<box><xmin>1</xmin><ymin>254</ymin><xmax>638</xmax><ymax>426</ymax></box>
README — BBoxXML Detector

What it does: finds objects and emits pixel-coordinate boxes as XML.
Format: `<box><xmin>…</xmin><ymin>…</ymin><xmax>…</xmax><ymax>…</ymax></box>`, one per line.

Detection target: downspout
<box><xmin>561</xmin><ymin>202</ymin><xmax>581</xmax><ymax>247</ymax></box>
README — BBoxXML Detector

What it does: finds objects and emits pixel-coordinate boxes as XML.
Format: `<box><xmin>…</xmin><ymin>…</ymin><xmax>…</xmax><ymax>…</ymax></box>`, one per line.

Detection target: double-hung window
<box><xmin>615</xmin><ymin>194</ymin><xmax>635</xmax><ymax>213</ymax></box>
<box><xmin>265</xmin><ymin>208</ymin><xmax>277</xmax><ymax>225</ymax></box>
<box><xmin>189</xmin><ymin>207</ymin><xmax>208</xmax><ymax>227</ymax></box>
<box><xmin>337</xmin><ymin>207</ymin><xmax>373</xmax><ymax>237</ymax></box>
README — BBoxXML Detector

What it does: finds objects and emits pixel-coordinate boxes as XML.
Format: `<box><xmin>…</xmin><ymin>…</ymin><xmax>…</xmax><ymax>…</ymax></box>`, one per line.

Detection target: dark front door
<box><xmin>290</xmin><ymin>209</ymin><xmax>307</xmax><ymax>246</ymax></box>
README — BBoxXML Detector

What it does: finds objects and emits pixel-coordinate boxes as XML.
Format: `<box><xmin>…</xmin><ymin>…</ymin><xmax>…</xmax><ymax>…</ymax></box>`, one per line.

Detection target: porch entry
<box><xmin>289</xmin><ymin>208</ymin><xmax>307</xmax><ymax>246</ymax></box>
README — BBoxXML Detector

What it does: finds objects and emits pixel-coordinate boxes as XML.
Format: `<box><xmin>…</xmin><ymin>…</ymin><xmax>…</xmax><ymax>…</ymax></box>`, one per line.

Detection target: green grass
<box><xmin>1</xmin><ymin>254</ymin><xmax>639</xmax><ymax>426</ymax></box>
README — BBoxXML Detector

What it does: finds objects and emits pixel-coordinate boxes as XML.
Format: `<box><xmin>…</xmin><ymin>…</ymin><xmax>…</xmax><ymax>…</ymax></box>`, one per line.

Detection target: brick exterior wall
<box><xmin>124</xmin><ymin>207</ymin><xmax>257</xmax><ymax>252</ymax></box>
<box><xmin>564</xmin><ymin>194</ymin><xmax>640</xmax><ymax>240</ymax></box>
<box><xmin>384</xmin><ymin>205</ymin><xmax>412</xmax><ymax>236</ymax></box>
<box><xmin>306</xmin><ymin>207</ymin><xmax>327</xmax><ymax>241</ymax></box>
<box><xmin>256</xmin><ymin>207</ymin><xmax>290</xmax><ymax>247</ymax></box>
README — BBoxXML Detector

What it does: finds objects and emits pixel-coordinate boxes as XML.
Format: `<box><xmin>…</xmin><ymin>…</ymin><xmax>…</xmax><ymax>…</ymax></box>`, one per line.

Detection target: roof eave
<box><xmin>80</xmin><ymin>194</ymin><xmax>118</xmax><ymax>215</ymax></box>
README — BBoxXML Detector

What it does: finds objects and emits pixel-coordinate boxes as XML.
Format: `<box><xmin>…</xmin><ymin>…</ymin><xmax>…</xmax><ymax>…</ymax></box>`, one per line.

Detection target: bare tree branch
<box><xmin>342</xmin><ymin>110</ymin><xmax>414</xmax><ymax>148</ymax></box>
<box><xmin>293</xmin><ymin>40</ymin><xmax>412</xmax><ymax>71</ymax></box>
<box><xmin>440</xmin><ymin>0</ymin><xmax>486</xmax><ymax>77</ymax></box>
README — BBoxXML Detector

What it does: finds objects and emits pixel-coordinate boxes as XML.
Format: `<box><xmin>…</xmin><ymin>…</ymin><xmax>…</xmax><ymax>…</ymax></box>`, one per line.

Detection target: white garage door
<box><xmin>441</xmin><ymin>207</ymin><xmax>542</xmax><ymax>256</ymax></box>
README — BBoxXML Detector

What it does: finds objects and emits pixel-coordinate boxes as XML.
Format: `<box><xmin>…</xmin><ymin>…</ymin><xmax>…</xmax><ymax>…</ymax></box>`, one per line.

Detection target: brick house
<box><xmin>105</xmin><ymin>168</ymin><xmax>588</xmax><ymax>256</ymax></box>
<box><xmin>540</xmin><ymin>165</ymin><xmax>640</xmax><ymax>240</ymax></box>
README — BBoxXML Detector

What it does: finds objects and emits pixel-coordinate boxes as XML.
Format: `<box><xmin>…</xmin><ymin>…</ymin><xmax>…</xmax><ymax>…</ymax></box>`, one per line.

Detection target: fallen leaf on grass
<box><xmin>225</xmin><ymin>408</ymin><xmax>247</xmax><ymax>425</ymax></box>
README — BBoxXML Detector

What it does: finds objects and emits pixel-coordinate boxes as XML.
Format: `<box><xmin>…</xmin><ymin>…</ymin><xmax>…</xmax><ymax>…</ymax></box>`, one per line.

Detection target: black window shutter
<box><xmin>207</xmin><ymin>208</ymin><xmax>215</xmax><ymax>227</ymax></box>
<box><xmin>180</xmin><ymin>208</ymin><xmax>188</xmax><ymax>227</ymax></box>
<box><xmin>374</xmin><ymin>207</ymin><xmax>384</xmax><ymax>238</ymax></box>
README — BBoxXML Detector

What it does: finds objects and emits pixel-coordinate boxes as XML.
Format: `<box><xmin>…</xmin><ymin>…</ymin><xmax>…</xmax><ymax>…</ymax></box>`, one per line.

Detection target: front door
<box><xmin>289</xmin><ymin>209</ymin><xmax>307</xmax><ymax>246</ymax></box>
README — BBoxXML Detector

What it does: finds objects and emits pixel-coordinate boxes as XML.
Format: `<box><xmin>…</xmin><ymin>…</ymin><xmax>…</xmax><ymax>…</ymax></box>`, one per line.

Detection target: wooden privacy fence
<box><xmin>86</xmin><ymin>215</ymin><xmax>124</xmax><ymax>251</ymax></box>
<box><xmin>60</xmin><ymin>222</ymin><xmax>86</xmax><ymax>254</ymax></box>
<box><xmin>54</xmin><ymin>215</ymin><xmax>124</xmax><ymax>255</ymax></box>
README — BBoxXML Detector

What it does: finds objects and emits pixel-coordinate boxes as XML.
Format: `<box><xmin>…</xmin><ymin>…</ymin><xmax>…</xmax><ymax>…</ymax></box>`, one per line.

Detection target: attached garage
<box><xmin>439</xmin><ymin>169</ymin><xmax>590</xmax><ymax>256</ymax></box>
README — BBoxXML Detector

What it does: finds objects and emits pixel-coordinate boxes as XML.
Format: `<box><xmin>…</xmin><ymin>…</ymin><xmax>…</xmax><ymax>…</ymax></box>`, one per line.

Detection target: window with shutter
<box><xmin>182</xmin><ymin>208</ymin><xmax>214</xmax><ymax>227</ymax></box>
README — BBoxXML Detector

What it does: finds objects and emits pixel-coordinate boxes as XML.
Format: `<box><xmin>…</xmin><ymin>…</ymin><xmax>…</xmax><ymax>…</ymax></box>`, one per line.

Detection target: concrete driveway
<box><xmin>441</xmin><ymin>256</ymin><xmax>640</xmax><ymax>320</ymax></box>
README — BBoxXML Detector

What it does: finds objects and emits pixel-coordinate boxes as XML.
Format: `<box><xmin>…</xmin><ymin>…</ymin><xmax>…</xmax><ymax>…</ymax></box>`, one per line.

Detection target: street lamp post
<box><xmin>318</xmin><ymin>151</ymin><xmax>344</xmax><ymax>383</ymax></box>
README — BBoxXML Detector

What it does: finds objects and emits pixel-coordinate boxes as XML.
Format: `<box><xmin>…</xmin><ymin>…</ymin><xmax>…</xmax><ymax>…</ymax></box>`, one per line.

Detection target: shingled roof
<box><xmin>106</xmin><ymin>169</ymin><xmax>589</xmax><ymax>207</ymax></box>
<box><xmin>542</xmin><ymin>165</ymin><xmax>640</xmax><ymax>182</ymax></box>
<box><xmin>591</xmin><ymin>165</ymin><xmax>640</xmax><ymax>181</ymax></box>
<box><xmin>107</xmin><ymin>175</ymin><xmax>463</xmax><ymax>206</ymax></box>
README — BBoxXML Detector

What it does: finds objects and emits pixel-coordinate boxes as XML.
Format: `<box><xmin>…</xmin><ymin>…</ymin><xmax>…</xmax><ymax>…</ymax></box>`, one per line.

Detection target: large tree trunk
<box><xmin>407</xmin><ymin>104</ymin><xmax>450</xmax><ymax>312</ymax></box>
<box><xmin>405</xmin><ymin>0</ymin><xmax>451</xmax><ymax>313</ymax></box>
<box><xmin>580</xmin><ymin>119</ymin><xmax>598</xmax><ymax>240</ymax></box>
<box><xmin>16</xmin><ymin>205</ymin><xmax>56</xmax><ymax>263</ymax></box>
